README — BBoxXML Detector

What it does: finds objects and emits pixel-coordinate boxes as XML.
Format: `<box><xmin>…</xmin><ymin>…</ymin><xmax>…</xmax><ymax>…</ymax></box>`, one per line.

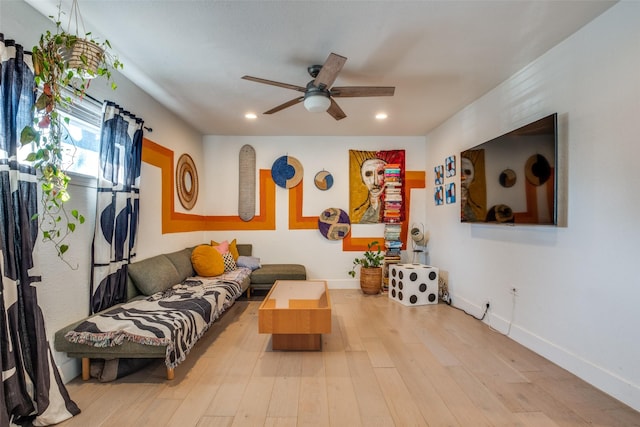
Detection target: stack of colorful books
<box><xmin>383</xmin><ymin>163</ymin><xmax>403</xmax><ymax>223</ymax></box>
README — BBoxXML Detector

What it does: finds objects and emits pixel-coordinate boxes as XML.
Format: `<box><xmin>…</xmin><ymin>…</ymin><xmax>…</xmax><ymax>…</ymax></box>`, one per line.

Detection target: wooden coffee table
<box><xmin>258</xmin><ymin>280</ymin><xmax>331</xmax><ymax>350</ymax></box>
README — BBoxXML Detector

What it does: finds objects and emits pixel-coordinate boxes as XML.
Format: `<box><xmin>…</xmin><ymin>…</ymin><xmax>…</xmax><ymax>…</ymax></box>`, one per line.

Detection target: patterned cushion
<box><xmin>222</xmin><ymin>251</ymin><xmax>237</xmax><ymax>272</ymax></box>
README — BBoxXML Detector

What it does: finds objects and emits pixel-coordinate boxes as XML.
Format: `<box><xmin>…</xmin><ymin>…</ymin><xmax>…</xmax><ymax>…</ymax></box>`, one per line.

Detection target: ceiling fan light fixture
<box><xmin>304</xmin><ymin>94</ymin><xmax>331</xmax><ymax>113</ymax></box>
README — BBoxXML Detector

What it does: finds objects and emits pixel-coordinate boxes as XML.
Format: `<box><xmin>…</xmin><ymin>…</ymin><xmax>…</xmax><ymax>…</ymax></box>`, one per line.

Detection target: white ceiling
<box><xmin>24</xmin><ymin>0</ymin><xmax>616</xmax><ymax>136</ymax></box>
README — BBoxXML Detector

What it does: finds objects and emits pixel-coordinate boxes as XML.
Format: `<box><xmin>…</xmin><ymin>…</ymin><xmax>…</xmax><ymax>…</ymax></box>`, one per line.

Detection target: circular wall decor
<box><xmin>486</xmin><ymin>204</ymin><xmax>514</xmax><ymax>223</ymax></box>
<box><xmin>176</xmin><ymin>153</ymin><xmax>199</xmax><ymax>210</ymax></box>
<box><xmin>525</xmin><ymin>154</ymin><xmax>551</xmax><ymax>186</ymax></box>
<box><xmin>271</xmin><ymin>155</ymin><xmax>303</xmax><ymax>189</ymax></box>
<box><xmin>499</xmin><ymin>168</ymin><xmax>517</xmax><ymax>188</ymax></box>
<box><xmin>314</xmin><ymin>170</ymin><xmax>334</xmax><ymax>190</ymax></box>
<box><xmin>318</xmin><ymin>207</ymin><xmax>351</xmax><ymax>240</ymax></box>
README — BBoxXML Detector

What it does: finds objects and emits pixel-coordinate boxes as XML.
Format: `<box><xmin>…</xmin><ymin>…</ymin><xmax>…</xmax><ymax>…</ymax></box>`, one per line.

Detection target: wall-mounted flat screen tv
<box><xmin>460</xmin><ymin>113</ymin><xmax>558</xmax><ymax>225</ymax></box>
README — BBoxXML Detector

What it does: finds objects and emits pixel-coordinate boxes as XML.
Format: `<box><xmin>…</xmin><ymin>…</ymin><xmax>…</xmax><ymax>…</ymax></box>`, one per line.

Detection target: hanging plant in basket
<box><xmin>20</xmin><ymin>1</ymin><xmax>122</xmax><ymax>265</ymax></box>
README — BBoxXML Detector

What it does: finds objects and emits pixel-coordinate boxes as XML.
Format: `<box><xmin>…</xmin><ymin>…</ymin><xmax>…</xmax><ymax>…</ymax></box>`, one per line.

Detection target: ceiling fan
<box><xmin>242</xmin><ymin>53</ymin><xmax>395</xmax><ymax>121</ymax></box>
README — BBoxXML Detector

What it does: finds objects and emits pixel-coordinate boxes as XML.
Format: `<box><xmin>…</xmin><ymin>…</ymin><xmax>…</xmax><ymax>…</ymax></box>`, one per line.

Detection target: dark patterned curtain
<box><xmin>90</xmin><ymin>102</ymin><xmax>143</xmax><ymax>313</ymax></box>
<box><xmin>0</xmin><ymin>35</ymin><xmax>80</xmax><ymax>426</ymax></box>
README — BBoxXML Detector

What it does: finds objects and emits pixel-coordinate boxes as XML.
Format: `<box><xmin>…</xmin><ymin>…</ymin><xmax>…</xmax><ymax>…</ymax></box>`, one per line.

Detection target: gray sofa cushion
<box><xmin>237</xmin><ymin>244</ymin><xmax>252</xmax><ymax>257</ymax></box>
<box><xmin>128</xmin><ymin>255</ymin><xmax>181</xmax><ymax>296</ymax></box>
<box><xmin>251</xmin><ymin>264</ymin><xmax>306</xmax><ymax>285</ymax></box>
<box><xmin>165</xmin><ymin>248</ymin><xmax>195</xmax><ymax>279</ymax></box>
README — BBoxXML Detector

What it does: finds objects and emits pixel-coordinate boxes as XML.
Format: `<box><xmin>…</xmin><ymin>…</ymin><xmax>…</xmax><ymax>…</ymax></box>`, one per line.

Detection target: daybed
<box><xmin>54</xmin><ymin>243</ymin><xmax>306</xmax><ymax>381</ymax></box>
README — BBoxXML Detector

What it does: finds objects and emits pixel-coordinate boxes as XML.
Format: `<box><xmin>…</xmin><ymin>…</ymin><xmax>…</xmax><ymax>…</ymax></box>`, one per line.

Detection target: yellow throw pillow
<box><xmin>191</xmin><ymin>244</ymin><xmax>224</xmax><ymax>277</ymax></box>
<box><xmin>211</xmin><ymin>238</ymin><xmax>239</xmax><ymax>260</ymax></box>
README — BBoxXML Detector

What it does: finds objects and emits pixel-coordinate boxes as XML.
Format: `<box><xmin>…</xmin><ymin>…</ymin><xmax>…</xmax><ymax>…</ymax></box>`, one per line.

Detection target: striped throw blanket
<box><xmin>65</xmin><ymin>267</ymin><xmax>251</xmax><ymax>368</ymax></box>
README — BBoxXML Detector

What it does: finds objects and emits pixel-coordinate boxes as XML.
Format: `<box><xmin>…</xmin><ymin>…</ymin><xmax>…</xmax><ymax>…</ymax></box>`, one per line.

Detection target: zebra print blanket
<box><xmin>65</xmin><ymin>268</ymin><xmax>250</xmax><ymax>368</ymax></box>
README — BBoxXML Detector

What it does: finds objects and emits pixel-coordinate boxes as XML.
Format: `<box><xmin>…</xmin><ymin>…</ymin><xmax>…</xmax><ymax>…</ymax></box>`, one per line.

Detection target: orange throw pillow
<box><xmin>191</xmin><ymin>244</ymin><xmax>224</xmax><ymax>277</ymax></box>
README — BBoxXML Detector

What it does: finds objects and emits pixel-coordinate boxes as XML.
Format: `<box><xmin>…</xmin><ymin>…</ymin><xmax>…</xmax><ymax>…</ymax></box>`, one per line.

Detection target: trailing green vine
<box><xmin>19</xmin><ymin>7</ymin><xmax>122</xmax><ymax>266</ymax></box>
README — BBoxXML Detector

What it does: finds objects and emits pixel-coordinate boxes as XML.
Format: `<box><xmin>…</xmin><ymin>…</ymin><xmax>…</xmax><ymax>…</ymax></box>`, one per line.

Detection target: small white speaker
<box><xmin>389</xmin><ymin>264</ymin><xmax>439</xmax><ymax>306</ymax></box>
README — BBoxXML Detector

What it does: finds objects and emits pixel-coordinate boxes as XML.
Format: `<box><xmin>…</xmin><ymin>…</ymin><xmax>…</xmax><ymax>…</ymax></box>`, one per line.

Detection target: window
<box><xmin>57</xmin><ymin>109</ymin><xmax>101</xmax><ymax>177</ymax></box>
<box><xmin>19</xmin><ymin>87</ymin><xmax>103</xmax><ymax>178</ymax></box>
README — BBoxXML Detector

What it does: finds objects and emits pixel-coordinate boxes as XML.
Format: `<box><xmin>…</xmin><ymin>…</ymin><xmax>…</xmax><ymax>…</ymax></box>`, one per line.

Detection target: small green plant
<box><xmin>348</xmin><ymin>240</ymin><xmax>385</xmax><ymax>277</ymax></box>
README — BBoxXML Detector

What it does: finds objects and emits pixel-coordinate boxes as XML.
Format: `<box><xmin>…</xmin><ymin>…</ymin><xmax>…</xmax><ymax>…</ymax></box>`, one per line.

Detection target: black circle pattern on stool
<box><xmin>399</xmin><ymin>292</ymin><xmax>403</xmax><ymax>300</ymax></box>
<box><xmin>429</xmin><ymin>271</ymin><xmax>437</xmax><ymax>280</ymax></box>
<box><xmin>428</xmin><ymin>294</ymin><xmax>437</xmax><ymax>302</ymax></box>
<box><xmin>419</xmin><ymin>283</ymin><xmax>427</xmax><ymax>292</ymax></box>
<box><xmin>391</xmin><ymin>269</ymin><xmax>397</xmax><ymax>277</ymax></box>
<box><xmin>399</xmin><ymin>271</ymin><xmax>404</xmax><ymax>280</ymax></box>
<box><xmin>391</xmin><ymin>289</ymin><xmax>396</xmax><ymax>298</ymax></box>
<box><xmin>410</xmin><ymin>295</ymin><xmax>417</xmax><ymax>304</ymax></box>
<box><xmin>410</xmin><ymin>272</ymin><xmax>417</xmax><ymax>281</ymax></box>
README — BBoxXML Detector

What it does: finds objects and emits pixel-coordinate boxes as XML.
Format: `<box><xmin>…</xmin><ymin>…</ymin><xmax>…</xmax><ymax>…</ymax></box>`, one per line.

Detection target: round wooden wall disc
<box><xmin>176</xmin><ymin>153</ymin><xmax>199</xmax><ymax>210</ymax></box>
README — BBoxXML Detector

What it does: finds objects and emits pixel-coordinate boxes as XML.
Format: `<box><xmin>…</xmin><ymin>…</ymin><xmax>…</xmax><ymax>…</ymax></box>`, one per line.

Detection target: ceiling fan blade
<box><xmin>313</xmin><ymin>53</ymin><xmax>347</xmax><ymax>89</ymax></box>
<box><xmin>264</xmin><ymin>97</ymin><xmax>304</xmax><ymax>114</ymax></box>
<box><xmin>327</xmin><ymin>98</ymin><xmax>347</xmax><ymax>121</ymax></box>
<box><xmin>331</xmin><ymin>86</ymin><xmax>395</xmax><ymax>97</ymax></box>
<box><xmin>242</xmin><ymin>75</ymin><xmax>306</xmax><ymax>93</ymax></box>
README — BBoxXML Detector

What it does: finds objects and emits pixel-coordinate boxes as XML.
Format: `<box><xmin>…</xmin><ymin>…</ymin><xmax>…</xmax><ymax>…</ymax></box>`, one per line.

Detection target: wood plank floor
<box><xmin>59</xmin><ymin>290</ymin><xmax>640</xmax><ymax>427</ymax></box>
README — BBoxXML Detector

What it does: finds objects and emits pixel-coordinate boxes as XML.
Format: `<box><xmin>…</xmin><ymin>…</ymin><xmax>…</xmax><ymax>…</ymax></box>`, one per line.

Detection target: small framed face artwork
<box><xmin>434</xmin><ymin>186</ymin><xmax>444</xmax><ymax>206</ymax></box>
<box><xmin>446</xmin><ymin>182</ymin><xmax>456</xmax><ymax>204</ymax></box>
<box><xmin>445</xmin><ymin>155</ymin><xmax>456</xmax><ymax>177</ymax></box>
<box><xmin>434</xmin><ymin>165</ymin><xmax>444</xmax><ymax>185</ymax></box>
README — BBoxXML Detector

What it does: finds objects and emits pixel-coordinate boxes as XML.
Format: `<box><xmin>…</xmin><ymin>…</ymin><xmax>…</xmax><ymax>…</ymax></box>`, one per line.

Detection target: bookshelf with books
<box><xmin>383</xmin><ymin>164</ymin><xmax>402</xmax><ymax>224</ymax></box>
<box><xmin>382</xmin><ymin>223</ymin><xmax>402</xmax><ymax>291</ymax></box>
<box><xmin>382</xmin><ymin>164</ymin><xmax>404</xmax><ymax>291</ymax></box>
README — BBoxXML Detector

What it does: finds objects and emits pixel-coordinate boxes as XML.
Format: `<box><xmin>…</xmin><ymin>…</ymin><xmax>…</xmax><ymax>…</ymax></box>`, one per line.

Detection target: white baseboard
<box><xmin>450</xmin><ymin>293</ymin><xmax>640</xmax><ymax>411</ymax></box>
<box><xmin>325</xmin><ymin>279</ymin><xmax>360</xmax><ymax>289</ymax></box>
<box><xmin>57</xmin><ymin>358</ymin><xmax>81</xmax><ymax>384</ymax></box>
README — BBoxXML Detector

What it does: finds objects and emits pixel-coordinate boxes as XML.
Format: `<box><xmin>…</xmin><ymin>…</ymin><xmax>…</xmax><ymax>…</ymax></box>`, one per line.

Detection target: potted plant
<box><xmin>19</xmin><ymin>4</ymin><xmax>122</xmax><ymax>264</ymax></box>
<box><xmin>349</xmin><ymin>240</ymin><xmax>385</xmax><ymax>294</ymax></box>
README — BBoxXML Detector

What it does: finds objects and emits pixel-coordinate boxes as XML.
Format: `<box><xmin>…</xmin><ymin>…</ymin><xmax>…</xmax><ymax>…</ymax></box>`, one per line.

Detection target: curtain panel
<box><xmin>0</xmin><ymin>35</ymin><xmax>79</xmax><ymax>426</ymax></box>
<box><xmin>91</xmin><ymin>102</ymin><xmax>144</xmax><ymax>314</ymax></box>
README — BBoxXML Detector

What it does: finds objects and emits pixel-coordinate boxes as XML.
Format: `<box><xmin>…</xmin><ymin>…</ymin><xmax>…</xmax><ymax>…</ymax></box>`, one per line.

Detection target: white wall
<box><xmin>1</xmin><ymin>1</ymin><xmax>205</xmax><ymax>382</ymax></box>
<box><xmin>425</xmin><ymin>2</ymin><xmax>640</xmax><ymax>410</ymax></box>
<box><xmin>202</xmin><ymin>136</ymin><xmax>427</xmax><ymax>288</ymax></box>
<box><xmin>6</xmin><ymin>1</ymin><xmax>638</xmax><ymax>410</ymax></box>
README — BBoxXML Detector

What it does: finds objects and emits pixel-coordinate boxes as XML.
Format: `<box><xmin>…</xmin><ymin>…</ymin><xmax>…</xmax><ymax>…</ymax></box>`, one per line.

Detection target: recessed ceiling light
<box><xmin>245</xmin><ymin>113</ymin><xmax>257</xmax><ymax>119</ymax></box>
<box><xmin>375</xmin><ymin>113</ymin><xmax>388</xmax><ymax>120</ymax></box>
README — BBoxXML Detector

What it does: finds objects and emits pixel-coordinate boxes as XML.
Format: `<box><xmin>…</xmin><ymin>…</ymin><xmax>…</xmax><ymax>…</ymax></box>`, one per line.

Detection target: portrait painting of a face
<box><xmin>349</xmin><ymin>150</ymin><xmax>405</xmax><ymax>224</ymax></box>
<box><xmin>460</xmin><ymin>149</ymin><xmax>486</xmax><ymax>222</ymax></box>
